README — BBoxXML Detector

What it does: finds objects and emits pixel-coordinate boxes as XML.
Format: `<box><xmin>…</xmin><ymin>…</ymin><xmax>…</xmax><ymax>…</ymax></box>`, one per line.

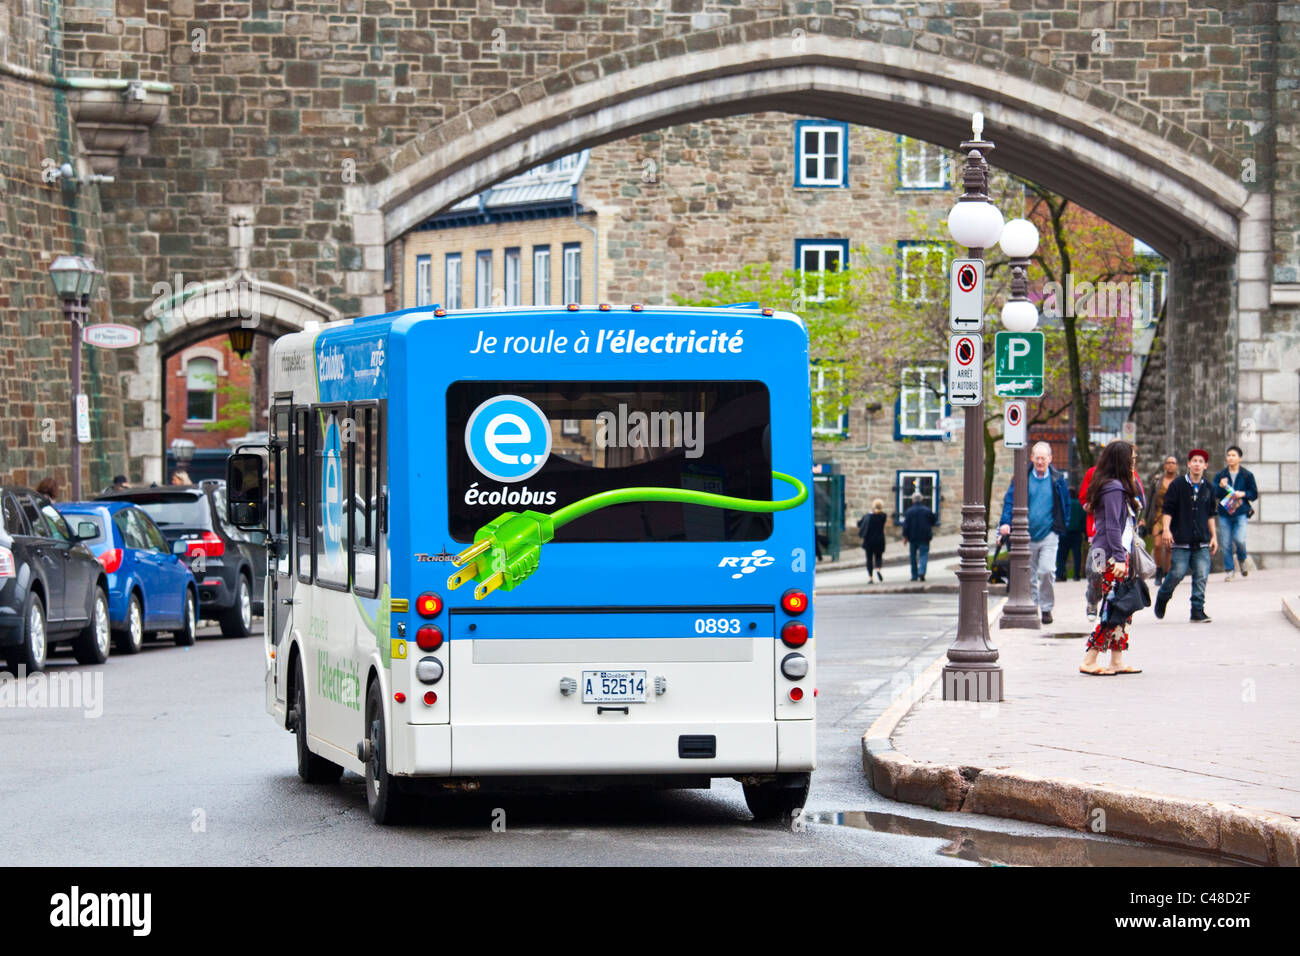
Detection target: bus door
<box><xmin>267</xmin><ymin>397</ymin><xmax>294</xmax><ymax>713</ymax></box>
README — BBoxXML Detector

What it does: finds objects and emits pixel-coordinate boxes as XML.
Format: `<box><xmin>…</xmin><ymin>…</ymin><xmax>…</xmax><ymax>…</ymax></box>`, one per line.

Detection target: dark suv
<box><xmin>99</xmin><ymin>481</ymin><xmax>266</xmax><ymax>637</ymax></box>
<box><xmin>1</xmin><ymin>486</ymin><xmax>112</xmax><ymax>672</ymax></box>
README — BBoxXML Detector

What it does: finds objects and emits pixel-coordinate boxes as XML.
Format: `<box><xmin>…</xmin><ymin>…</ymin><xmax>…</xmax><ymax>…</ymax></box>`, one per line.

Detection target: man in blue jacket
<box><xmin>901</xmin><ymin>492</ymin><xmax>938</xmax><ymax>582</ymax></box>
<box><xmin>997</xmin><ymin>441</ymin><xmax>1072</xmax><ymax>624</ymax></box>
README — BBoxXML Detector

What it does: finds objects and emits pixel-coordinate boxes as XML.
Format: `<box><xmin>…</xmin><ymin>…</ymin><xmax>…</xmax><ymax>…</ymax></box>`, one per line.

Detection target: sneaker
<box><xmin>920</xmin><ymin>575</ymin><xmax>926</xmax><ymax>582</ymax></box>
<box><xmin>1086</xmin><ymin>602</ymin><xmax>1098</xmax><ymax>622</ymax></box>
<box><xmin>1225</xmin><ymin>570</ymin><xmax>1235</xmax><ymax>582</ymax></box>
<box><xmin>1154</xmin><ymin>592</ymin><xmax>1168</xmax><ymax>619</ymax></box>
<box><xmin>1041</xmin><ymin>611</ymin><xmax>1053</xmax><ymax>625</ymax></box>
<box><xmin>1242</xmin><ymin>557</ymin><xmax>1255</xmax><ymax>576</ymax></box>
<box><xmin>876</xmin><ymin>571</ymin><xmax>883</xmax><ymax>583</ymax></box>
<box><xmin>1191</xmin><ymin>609</ymin><xmax>1212</xmax><ymax>623</ymax></box>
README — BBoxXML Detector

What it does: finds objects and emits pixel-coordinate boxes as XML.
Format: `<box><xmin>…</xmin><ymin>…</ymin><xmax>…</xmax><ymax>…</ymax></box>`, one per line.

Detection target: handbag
<box><xmin>1131</xmin><ymin>533</ymin><xmax>1157</xmax><ymax>581</ymax></box>
<box><xmin>1104</xmin><ymin>575</ymin><xmax>1151</xmax><ymax>625</ymax></box>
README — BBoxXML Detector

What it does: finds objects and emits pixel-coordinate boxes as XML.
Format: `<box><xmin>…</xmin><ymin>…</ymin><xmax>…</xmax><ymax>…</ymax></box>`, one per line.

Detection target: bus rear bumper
<box><xmin>391</xmin><ymin>720</ymin><xmax>815</xmax><ymax>777</ymax></box>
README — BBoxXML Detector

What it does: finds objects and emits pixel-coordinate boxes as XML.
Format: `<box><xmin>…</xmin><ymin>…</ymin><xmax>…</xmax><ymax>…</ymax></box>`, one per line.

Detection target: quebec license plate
<box><xmin>582</xmin><ymin>670</ymin><xmax>648</xmax><ymax>704</ymax></box>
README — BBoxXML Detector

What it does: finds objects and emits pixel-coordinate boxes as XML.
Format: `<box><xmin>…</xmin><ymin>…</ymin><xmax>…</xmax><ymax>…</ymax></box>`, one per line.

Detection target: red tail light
<box><xmin>186</xmin><ymin>531</ymin><xmax>224</xmax><ymax>558</ymax></box>
<box><xmin>781</xmin><ymin>621</ymin><xmax>808</xmax><ymax>648</ymax></box>
<box><xmin>416</xmin><ymin>625</ymin><xmax>443</xmax><ymax>651</ymax></box>
<box><xmin>416</xmin><ymin>592</ymin><xmax>442</xmax><ymax>617</ymax></box>
<box><xmin>97</xmin><ymin>549</ymin><xmax>123</xmax><ymax>573</ymax></box>
<box><xmin>0</xmin><ymin>546</ymin><xmax>15</xmax><ymax>578</ymax></box>
<box><xmin>789</xmin><ymin>687</ymin><xmax>804</xmax><ymax>702</ymax></box>
<box><xmin>423</xmin><ymin>691</ymin><xmax>438</xmax><ymax>706</ymax></box>
<box><xmin>781</xmin><ymin>588</ymin><xmax>808</xmax><ymax>614</ymax></box>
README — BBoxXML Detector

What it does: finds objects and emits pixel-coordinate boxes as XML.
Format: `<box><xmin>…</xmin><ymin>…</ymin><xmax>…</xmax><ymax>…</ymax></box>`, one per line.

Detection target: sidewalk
<box><xmin>863</xmin><ymin>568</ymin><xmax>1300</xmax><ymax>864</ymax></box>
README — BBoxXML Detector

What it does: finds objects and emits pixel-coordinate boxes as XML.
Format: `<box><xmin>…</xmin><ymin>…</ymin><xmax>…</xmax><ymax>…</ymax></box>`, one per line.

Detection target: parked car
<box><xmin>98</xmin><ymin>481</ymin><xmax>266</xmax><ymax>637</ymax></box>
<box><xmin>0</xmin><ymin>486</ymin><xmax>111</xmax><ymax>672</ymax></box>
<box><xmin>56</xmin><ymin>501</ymin><xmax>198</xmax><ymax>653</ymax></box>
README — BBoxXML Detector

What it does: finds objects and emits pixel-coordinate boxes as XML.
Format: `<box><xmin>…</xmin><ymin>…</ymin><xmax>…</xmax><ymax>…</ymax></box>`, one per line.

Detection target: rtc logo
<box><xmin>719</xmin><ymin>549</ymin><xmax>775</xmax><ymax>580</ymax></box>
<box><xmin>464</xmin><ymin>395</ymin><xmax>552</xmax><ymax>483</ymax></box>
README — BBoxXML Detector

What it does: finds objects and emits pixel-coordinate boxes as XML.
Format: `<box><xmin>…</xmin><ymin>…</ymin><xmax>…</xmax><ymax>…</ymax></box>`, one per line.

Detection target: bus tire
<box><xmin>219</xmin><ymin>572</ymin><xmax>253</xmax><ymax>638</ymax></box>
<box><xmin>364</xmin><ymin>680</ymin><xmax>410</xmax><ymax>825</ymax></box>
<box><xmin>742</xmin><ymin>772</ymin><xmax>810</xmax><ymax>823</ymax></box>
<box><xmin>293</xmin><ymin>657</ymin><xmax>344</xmax><ymax>784</ymax></box>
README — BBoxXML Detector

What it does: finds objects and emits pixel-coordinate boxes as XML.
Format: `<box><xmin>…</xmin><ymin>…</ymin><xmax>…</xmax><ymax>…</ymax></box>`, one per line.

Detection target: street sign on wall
<box><xmin>947</xmin><ymin>332</ymin><xmax>983</xmax><ymax>406</ymax></box>
<box><xmin>76</xmin><ymin>394</ymin><xmax>91</xmax><ymax>444</ymax></box>
<box><xmin>949</xmin><ymin>258</ymin><xmax>984</xmax><ymax>332</ymax></box>
<box><xmin>82</xmin><ymin>323</ymin><xmax>141</xmax><ymax>349</ymax></box>
<box><xmin>994</xmin><ymin>330</ymin><xmax>1044</xmax><ymax>397</ymax></box>
<box><xmin>1004</xmin><ymin>400</ymin><xmax>1026</xmax><ymax>448</ymax></box>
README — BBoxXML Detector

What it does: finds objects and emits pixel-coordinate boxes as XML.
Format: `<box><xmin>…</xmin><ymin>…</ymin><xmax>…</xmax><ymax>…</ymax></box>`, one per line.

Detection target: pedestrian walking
<box><xmin>901</xmin><ymin>492</ymin><xmax>937</xmax><ymax>582</ymax></box>
<box><xmin>997</xmin><ymin>441</ymin><xmax>1071</xmax><ymax>625</ymax></box>
<box><xmin>1213</xmin><ymin>445</ymin><xmax>1258</xmax><ymax>582</ymax></box>
<box><xmin>1080</xmin><ymin>439</ymin><xmax>1145</xmax><ymax>676</ymax></box>
<box><xmin>1154</xmin><ymin>449</ymin><xmax>1218</xmax><ymax>623</ymax></box>
<box><xmin>35</xmin><ymin>477</ymin><xmax>59</xmax><ymax>501</ymax></box>
<box><xmin>1055</xmin><ymin>488</ymin><xmax>1085</xmax><ymax>582</ymax></box>
<box><xmin>857</xmin><ymin>499</ymin><xmax>887</xmax><ymax>583</ymax></box>
<box><xmin>1144</xmin><ymin>455</ymin><xmax>1180</xmax><ymax>586</ymax></box>
<box><xmin>112</xmin><ymin>474</ymin><xmax>130</xmax><ymax>491</ymax></box>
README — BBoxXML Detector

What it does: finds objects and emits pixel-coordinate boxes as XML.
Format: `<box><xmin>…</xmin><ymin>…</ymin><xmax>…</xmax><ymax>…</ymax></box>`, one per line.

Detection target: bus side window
<box><xmin>294</xmin><ymin>407</ymin><xmax>312</xmax><ymax>583</ymax></box>
<box><xmin>352</xmin><ymin>404</ymin><xmax>379</xmax><ymax>596</ymax></box>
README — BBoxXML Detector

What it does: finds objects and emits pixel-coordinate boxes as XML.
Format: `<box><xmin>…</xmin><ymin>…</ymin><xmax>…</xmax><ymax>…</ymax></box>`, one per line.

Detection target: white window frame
<box><xmin>896</xmin><ymin>470</ymin><xmax>940</xmax><ymax>524</ymax></box>
<box><xmin>476</xmin><ymin>251</ymin><xmax>493</xmax><ymax>307</ymax></box>
<box><xmin>797</xmin><ymin>241</ymin><xmax>846</xmax><ymax>303</ymax></box>
<box><xmin>185</xmin><ymin>356</ymin><xmax>219</xmax><ymax>424</ymax></box>
<box><xmin>504</xmin><ymin>248</ymin><xmax>521</xmax><ymax>306</ymax></box>
<box><xmin>898</xmin><ymin>364</ymin><xmax>947</xmax><ymax>438</ymax></box>
<box><xmin>533</xmin><ymin>246</ymin><xmax>550</xmax><ymax>305</ymax></box>
<box><xmin>1099</xmin><ymin>370</ymin><xmax>1134</xmax><ymax>410</ymax></box>
<box><xmin>797</xmin><ymin>123</ymin><xmax>846</xmax><ymax>187</ymax></box>
<box><xmin>562</xmin><ymin>244</ymin><xmax>581</xmax><ymax>303</ymax></box>
<box><xmin>445</xmin><ymin>253</ymin><xmax>462</xmax><ymax>309</ymax></box>
<box><xmin>811</xmin><ymin>364</ymin><xmax>848</xmax><ymax>437</ymax></box>
<box><xmin>415</xmin><ymin>254</ymin><xmax>431</xmax><ymax>307</ymax></box>
<box><xmin>898</xmin><ymin>242</ymin><xmax>948</xmax><ymax>303</ymax></box>
<box><xmin>898</xmin><ymin>136</ymin><xmax>949</xmax><ymax>190</ymax></box>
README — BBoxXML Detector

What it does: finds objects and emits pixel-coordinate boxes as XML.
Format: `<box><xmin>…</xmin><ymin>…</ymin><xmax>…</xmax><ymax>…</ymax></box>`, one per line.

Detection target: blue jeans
<box><xmin>910</xmin><ymin>542</ymin><xmax>930</xmax><ymax>580</ymax></box>
<box><xmin>1217</xmin><ymin>513</ymin><xmax>1249</xmax><ymax>571</ymax></box>
<box><xmin>1157</xmin><ymin>544</ymin><xmax>1210</xmax><ymax>613</ymax></box>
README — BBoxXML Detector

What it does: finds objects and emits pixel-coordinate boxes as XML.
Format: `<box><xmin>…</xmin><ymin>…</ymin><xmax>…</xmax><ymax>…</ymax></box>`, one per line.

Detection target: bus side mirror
<box><xmin>226</xmin><ymin>453</ymin><xmax>267</xmax><ymax>530</ymax></box>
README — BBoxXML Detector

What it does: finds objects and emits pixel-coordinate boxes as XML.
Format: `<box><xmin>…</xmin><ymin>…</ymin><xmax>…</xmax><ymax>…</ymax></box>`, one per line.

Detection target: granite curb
<box><xmin>859</xmin><ymin>598</ymin><xmax>1300</xmax><ymax>866</ymax></box>
<box><xmin>1282</xmin><ymin>594</ymin><xmax>1300</xmax><ymax>631</ymax></box>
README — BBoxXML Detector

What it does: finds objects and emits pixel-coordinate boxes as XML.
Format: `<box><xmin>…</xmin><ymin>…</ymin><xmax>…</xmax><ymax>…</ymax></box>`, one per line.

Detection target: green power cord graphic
<box><xmin>448</xmin><ymin>471</ymin><xmax>808</xmax><ymax>600</ymax></box>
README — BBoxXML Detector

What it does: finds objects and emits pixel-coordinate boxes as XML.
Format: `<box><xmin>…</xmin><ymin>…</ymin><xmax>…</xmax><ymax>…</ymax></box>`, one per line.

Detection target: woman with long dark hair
<box><xmin>1081</xmin><ymin>440</ymin><xmax>1144</xmax><ymax>675</ymax></box>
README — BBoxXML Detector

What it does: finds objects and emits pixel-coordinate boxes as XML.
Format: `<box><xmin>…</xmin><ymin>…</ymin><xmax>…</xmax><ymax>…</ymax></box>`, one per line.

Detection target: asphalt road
<box><xmin>0</xmin><ymin>595</ymin><xmax>1219</xmax><ymax>866</ymax></box>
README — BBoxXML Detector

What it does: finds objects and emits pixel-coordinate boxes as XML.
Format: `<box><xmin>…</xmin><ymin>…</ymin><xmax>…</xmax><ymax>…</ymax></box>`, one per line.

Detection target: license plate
<box><xmin>582</xmin><ymin>670</ymin><xmax>648</xmax><ymax>703</ymax></box>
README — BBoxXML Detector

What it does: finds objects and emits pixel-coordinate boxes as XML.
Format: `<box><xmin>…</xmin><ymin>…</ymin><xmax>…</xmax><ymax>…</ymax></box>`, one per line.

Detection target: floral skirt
<box><xmin>1087</xmin><ymin>557</ymin><xmax>1131</xmax><ymax>652</ymax></box>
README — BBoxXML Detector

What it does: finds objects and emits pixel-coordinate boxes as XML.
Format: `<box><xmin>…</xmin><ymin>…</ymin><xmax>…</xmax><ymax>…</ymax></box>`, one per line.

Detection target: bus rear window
<box><xmin>446</xmin><ymin>381</ymin><xmax>773</xmax><ymax>543</ymax></box>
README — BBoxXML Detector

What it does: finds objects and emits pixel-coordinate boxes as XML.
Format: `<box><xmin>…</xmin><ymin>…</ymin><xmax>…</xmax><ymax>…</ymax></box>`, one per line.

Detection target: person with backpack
<box><xmin>857</xmin><ymin>499</ymin><xmax>887</xmax><ymax>583</ymax></box>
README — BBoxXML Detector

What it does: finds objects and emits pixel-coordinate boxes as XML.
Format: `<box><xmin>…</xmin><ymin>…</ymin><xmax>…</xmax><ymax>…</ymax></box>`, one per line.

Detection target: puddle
<box><xmin>807</xmin><ymin>810</ymin><xmax>1245</xmax><ymax>867</ymax></box>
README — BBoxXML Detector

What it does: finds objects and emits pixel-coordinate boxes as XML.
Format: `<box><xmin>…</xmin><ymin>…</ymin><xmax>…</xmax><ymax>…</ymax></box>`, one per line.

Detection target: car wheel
<box><xmin>7</xmin><ymin>592</ymin><xmax>48</xmax><ymax>674</ymax></box>
<box><xmin>219</xmin><ymin>573</ymin><xmax>253</xmax><ymax>638</ymax></box>
<box><xmin>365</xmin><ymin>679</ymin><xmax>410</xmax><ymax>824</ymax></box>
<box><xmin>743</xmin><ymin>772</ymin><xmax>811</xmax><ymax>823</ymax></box>
<box><xmin>116</xmin><ymin>594</ymin><xmax>144</xmax><ymax>655</ymax></box>
<box><xmin>73</xmin><ymin>587</ymin><xmax>111</xmax><ymax>665</ymax></box>
<box><xmin>174</xmin><ymin>590</ymin><xmax>197</xmax><ymax>647</ymax></box>
<box><xmin>293</xmin><ymin>655</ymin><xmax>344</xmax><ymax>784</ymax></box>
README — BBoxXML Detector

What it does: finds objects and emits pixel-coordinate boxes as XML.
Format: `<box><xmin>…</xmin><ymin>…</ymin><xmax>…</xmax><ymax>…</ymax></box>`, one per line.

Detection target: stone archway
<box><xmin>129</xmin><ymin>272</ymin><xmax>339</xmax><ymax>483</ymax></box>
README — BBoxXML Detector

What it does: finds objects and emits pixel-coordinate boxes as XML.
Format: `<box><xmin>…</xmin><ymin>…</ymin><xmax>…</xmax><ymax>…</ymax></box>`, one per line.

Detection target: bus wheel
<box><xmin>293</xmin><ymin>658</ymin><xmax>344</xmax><ymax>784</ymax></box>
<box><xmin>742</xmin><ymin>772</ymin><xmax>811</xmax><ymax>823</ymax></box>
<box><xmin>364</xmin><ymin>680</ymin><xmax>410</xmax><ymax>825</ymax></box>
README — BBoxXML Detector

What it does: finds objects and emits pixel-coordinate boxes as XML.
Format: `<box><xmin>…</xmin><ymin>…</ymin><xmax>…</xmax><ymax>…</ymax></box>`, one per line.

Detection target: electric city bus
<box><xmin>226</xmin><ymin>303</ymin><xmax>816</xmax><ymax>824</ymax></box>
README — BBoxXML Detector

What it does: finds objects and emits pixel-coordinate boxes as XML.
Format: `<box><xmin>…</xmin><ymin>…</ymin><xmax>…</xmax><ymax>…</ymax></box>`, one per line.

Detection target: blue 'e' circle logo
<box><xmin>464</xmin><ymin>395</ymin><xmax>552</xmax><ymax>483</ymax></box>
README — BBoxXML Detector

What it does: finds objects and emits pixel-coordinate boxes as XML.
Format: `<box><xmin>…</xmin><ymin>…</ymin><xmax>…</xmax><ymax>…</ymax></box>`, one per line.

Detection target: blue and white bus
<box><xmin>227</xmin><ymin>303</ymin><xmax>816</xmax><ymax>824</ymax></box>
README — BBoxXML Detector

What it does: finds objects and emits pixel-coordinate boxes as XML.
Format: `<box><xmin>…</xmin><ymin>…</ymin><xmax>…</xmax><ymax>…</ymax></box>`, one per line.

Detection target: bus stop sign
<box><xmin>994</xmin><ymin>331</ymin><xmax>1044</xmax><ymax>397</ymax></box>
<box><xmin>1003</xmin><ymin>400</ymin><xmax>1026</xmax><ymax>448</ymax></box>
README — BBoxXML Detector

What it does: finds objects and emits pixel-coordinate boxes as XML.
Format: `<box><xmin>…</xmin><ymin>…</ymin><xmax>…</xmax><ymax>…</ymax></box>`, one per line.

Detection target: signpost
<box><xmin>994</xmin><ymin>330</ymin><xmax>1044</xmax><ymax>397</ymax></box>
<box><xmin>76</xmin><ymin>394</ymin><xmax>91</xmax><ymax>444</ymax></box>
<box><xmin>949</xmin><ymin>258</ymin><xmax>984</xmax><ymax>332</ymax></box>
<box><xmin>1003</xmin><ymin>400</ymin><xmax>1026</xmax><ymax>448</ymax></box>
<box><xmin>947</xmin><ymin>332</ymin><xmax>983</xmax><ymax>406</ymax></box>
<box><xmin>82</xmin><ymin>323</ymin><xmax>141</xmax><ymax>349</ymax></box>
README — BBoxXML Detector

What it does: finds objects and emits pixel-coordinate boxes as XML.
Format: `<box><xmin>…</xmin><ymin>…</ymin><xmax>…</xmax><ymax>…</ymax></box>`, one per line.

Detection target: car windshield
<box><xmin>115</xmin><ymin>493</ymin><xmax>210</xmax><ymax>529</ymax></box>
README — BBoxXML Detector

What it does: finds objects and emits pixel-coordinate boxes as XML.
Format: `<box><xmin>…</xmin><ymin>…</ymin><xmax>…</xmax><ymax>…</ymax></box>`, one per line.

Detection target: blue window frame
<box><xmin>794</xmin><ymin>120</ymin><xmax>848</xmax><ymax>188</ymax></box>
<box><xmin>795</xmin><ymin>238</ymin><xmax>849</xmax><ymax>303</ymax></box>
<box><xmin>896</xmin><ymin>136</ymin><xmax>950</xmax><ymax>191</ymax></box>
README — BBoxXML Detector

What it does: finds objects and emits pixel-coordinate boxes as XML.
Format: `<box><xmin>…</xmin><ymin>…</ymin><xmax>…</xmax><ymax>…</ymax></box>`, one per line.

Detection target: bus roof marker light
<box><xmin>566</xmin><ymin>303</ymin><xmax>579</xmax><ymax>311</ymax></box>
<box><xmin>598</xmin><ymin>303</ymin><xmax>611</xmax><ymax>311</ymax></box>
<box><xmin>630</xmin><ymin>303</ymin><xmax>644</xmax><ymax>312</ymax></box>
<box><xmin>761</xmin><ymin>307</ymin><xmax>775</xmax><ymax>316</ymax></box>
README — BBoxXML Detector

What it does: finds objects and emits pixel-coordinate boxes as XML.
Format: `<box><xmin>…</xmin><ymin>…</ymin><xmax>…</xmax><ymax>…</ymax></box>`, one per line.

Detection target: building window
<box><xmin>504</xmin><ymin>248</ymin><xmax>521</xmax><ymax>306</ymax></box>
<box><xmin>898</xmin><ymin>242</ymin><xmax>948</xmax><ymax>302</ymax></box>
<box><xmin>185</xmin><ymin>357</ymin><xmax>218</xmax><ymax>423</ymax></box>
<box><xmin>533</xmin><ymin>246</ymin><xmax>551</xmax><ymax>305</ymax></box>
<box><xmin>897</xmin><ymin>136</ymin><xmax>949</xmax><ymax>190</ymax></box>
<box><xmin>795</xmin><ymin>239</ymin><xmax>848</xmax><ymax>303</ymax></box>
<box><xmin>415</xmin><ymin>254</ymin><xmax>431</xmax><ymax>307</ymax></box>
<box><xmin>476</xmin><ymin>251</ymin><xmax>493</xmax><ymax>307</ymax></box>
<box><xmin>563</xmin><ymin>243</ymin><xmax>581</xmax><ymax>303</ymax></box>
<box><xmin>897</xmin><ymin>364</ymin><xmax>947</xmax><ymax>439</ymax></box>
<box><xmin>1141</xmin><ymin>270</ymin><xmax>1167</xmax><ymax>326</ymax></box>
<box><xmin>895</xmin><ymin>470</ymin><xmax>940</xmax><ymax>524</ymax></box>
<box><xmin>445</xmin><ymin>253</ymin><xmax>462</xmax><ymax>309</ymax></box>
<box><xmin>811</xmin><ymin>364</ymin><xmax>848</xmax><ymax>437</ymax></box>
<box><xmin>795</xmin><ymin>121</ymin><xmax>848</xmax><ymax>187</ymax></box>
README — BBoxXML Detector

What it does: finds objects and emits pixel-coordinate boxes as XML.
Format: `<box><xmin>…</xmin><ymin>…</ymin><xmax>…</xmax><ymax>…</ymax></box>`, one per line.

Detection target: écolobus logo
<box><xmin>465</xmin><ymin>395</ymin><xmax>552</xmax><ymax>483</ymax></box>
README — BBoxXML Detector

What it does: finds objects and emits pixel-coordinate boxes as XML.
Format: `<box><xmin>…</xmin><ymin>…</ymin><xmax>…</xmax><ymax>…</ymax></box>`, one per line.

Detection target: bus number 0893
<box><xmin>694</xmin><ymin>618</ymin><xmax>741</xmax><ymax>634</ymax></box>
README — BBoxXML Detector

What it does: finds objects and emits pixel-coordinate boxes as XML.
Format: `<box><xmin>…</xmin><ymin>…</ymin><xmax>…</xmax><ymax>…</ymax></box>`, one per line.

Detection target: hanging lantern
<box><xmin>228</xmin><ymin>326</ymin><xmax>255</xmax><ymax>359</ymax></box>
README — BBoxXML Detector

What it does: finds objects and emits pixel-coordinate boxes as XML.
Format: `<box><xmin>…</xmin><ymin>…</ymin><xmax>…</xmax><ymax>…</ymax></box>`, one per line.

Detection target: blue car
<box><xmin>56</xmin><ymin>502</ymin><xmax>198</xmax><ymax>653</ymax></box>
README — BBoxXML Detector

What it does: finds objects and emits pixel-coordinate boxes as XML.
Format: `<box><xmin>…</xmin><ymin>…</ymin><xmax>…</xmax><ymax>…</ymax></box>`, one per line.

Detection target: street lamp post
<box><xmin>997</xmin><ymin>219</ymin><xmax>1043</xmax><ymax>629</ymax></box>
<box><xmin>942</xmin><ymin>116</ymin><xmax>1005</xmax><ymax>702</ymax></box>
<box><xmin>48</xmin><ymin>255</ymin><xmax>102</xmax><ymax>501</ymax></box>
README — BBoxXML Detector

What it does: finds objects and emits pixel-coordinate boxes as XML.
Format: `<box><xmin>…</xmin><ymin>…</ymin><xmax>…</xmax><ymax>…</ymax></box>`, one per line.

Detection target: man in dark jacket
<box><xmin>1155</xmin><ymin>448</ymin><xmax>1219</xmax><ymax>622</ymax></box>
<box><xmin>901</xmin><ymin>492</ymin><xmax>938</xmax><ymax>582</ymax></box>
<box><xmin>997</xmin><ymin>441</ymin><xmax>1072</xmax><ymax>624</ymax></box>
